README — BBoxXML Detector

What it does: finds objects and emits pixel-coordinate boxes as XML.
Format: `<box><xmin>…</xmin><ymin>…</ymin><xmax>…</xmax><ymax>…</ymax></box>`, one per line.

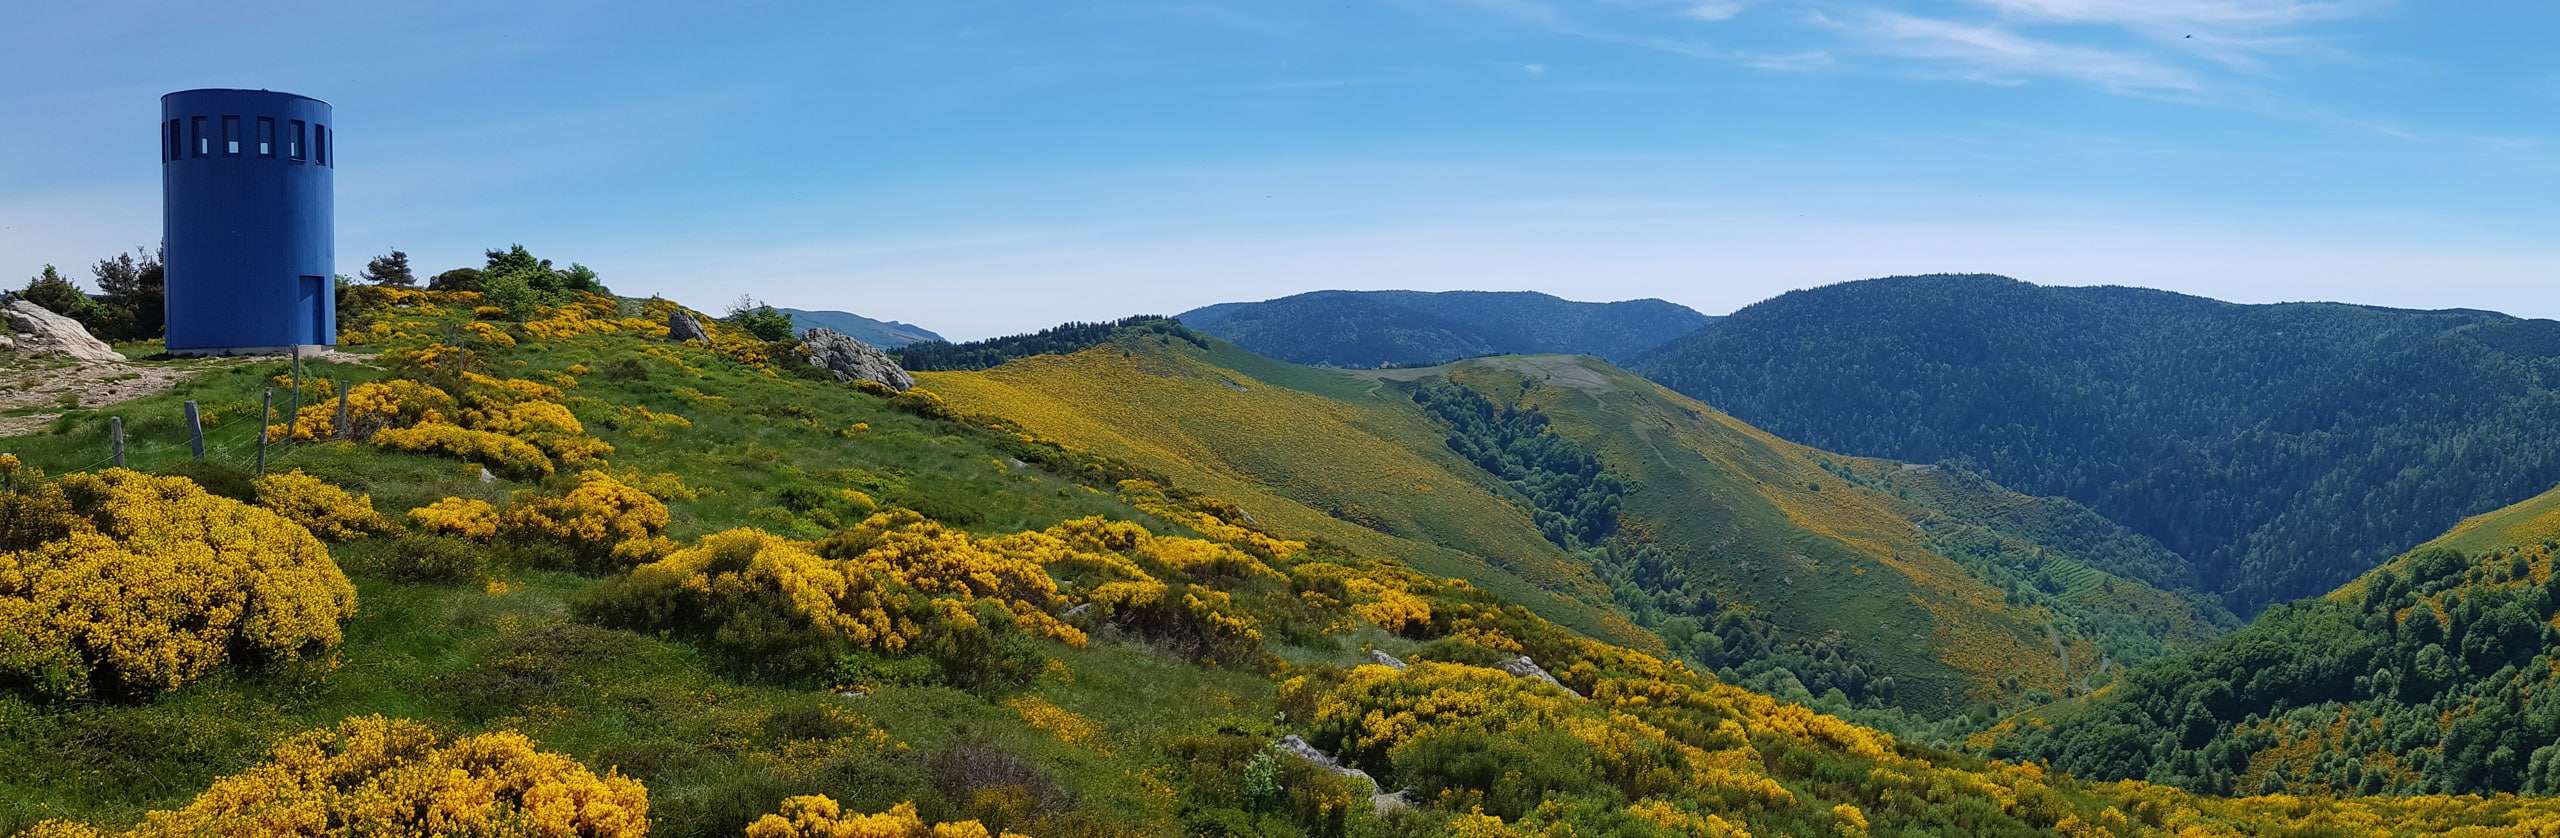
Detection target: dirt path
<box><xmin>0</xmin><ymin>352</ymin><xmax>347</xmax><ymax>437</ymax></box>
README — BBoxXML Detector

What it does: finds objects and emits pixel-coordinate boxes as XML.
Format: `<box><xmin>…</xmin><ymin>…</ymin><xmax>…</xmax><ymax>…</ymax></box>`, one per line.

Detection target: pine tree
<box><xmin>91</xmin><ymin>247</ymin><xmax>165</xmax><ymax>340</ymax></box>
<box><xmin>19</xmin><ymin>265</ymin><xmax>100</xmax><ymax>323</ymax></box>
<box><xmin>362</xmin><ymin>250</ymin><xmax>417</xmax><ymax>287</ymax></box>
<box><xmin>725</xmin><ymin>296</ymin><xmax>797</xmax><ymax>342</ymax></box>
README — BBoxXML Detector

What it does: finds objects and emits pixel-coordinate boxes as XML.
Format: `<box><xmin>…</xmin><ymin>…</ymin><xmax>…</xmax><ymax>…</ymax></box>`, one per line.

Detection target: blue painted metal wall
<box><xmin>161</xmin><ymin>89</ymin><xmax>334</xmax><ymax>353</ymax></box>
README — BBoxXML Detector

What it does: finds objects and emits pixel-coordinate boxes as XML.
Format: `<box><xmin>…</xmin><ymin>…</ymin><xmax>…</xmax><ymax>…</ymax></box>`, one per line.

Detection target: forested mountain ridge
<box><xmin>1632</xmin><ymin>273</ymin><xmax>2560</xmax><ymax>615</ymax></box>
<box><xmin>921</xmin><ymin>338</ymin><xmax>2230</xmax><ymax>717</ymax></box>
<box><xmin>1993</xmin><ymin>481</ymin><xmax>2560</xmax><ymax>798</ymax></box>
<box><xmin>1175</xmin><ymin>289</ymin><xmax>1715</xmax><ymax>368</ymax></box>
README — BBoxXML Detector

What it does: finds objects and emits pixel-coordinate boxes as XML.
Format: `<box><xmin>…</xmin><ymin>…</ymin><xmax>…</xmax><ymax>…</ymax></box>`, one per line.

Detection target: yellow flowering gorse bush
<box><xmin>27</xmin><ymin>715</ymin><xmax>647</xmax><ymax>837</ymax></box>
<box><xmin>411</xmin><ymin>496</ymin><xmax>501</xmax><ymax>540</ymax></box>
<box><xmin>745</xmin><ymin>798</ymin><xmax>1023</xmax><ymax>838</ymax></box>
<box><xmin>502</xmin><ymin>471</ymin><xmax>672</xmax><ymax>559</ymax></box>
<box><xmin>0</xmin><ymin>470</ymin><xmax>357</xmax><ymax>699</ymax></box>
<box><xmin>255</xmin><ymin>469</ymin><xmax>398</xmax><ymax>541</ymax></box>
<box><xmin>374</xmin><ymin>422</ymin><xmax>558</xmax><ymax>480</ymax></box>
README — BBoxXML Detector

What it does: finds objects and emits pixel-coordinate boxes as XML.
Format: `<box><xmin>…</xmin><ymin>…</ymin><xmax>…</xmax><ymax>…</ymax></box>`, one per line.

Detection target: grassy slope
<box><xmin>914</xmin><ymin>335</ymin><xmax>1653</xmax><ymax>651</ymax></box>
<box><xmin>0</xmin><ymin>321</ymin><xmax>1270</xmax><ymax>835</ymax></box>
<box><xmin>2402</xmin><ymin>481</ymin><xmax>2560</xmax><ymax>560</ymax></box>
<box><xmin>926</xmin><ymin>342</ymin><xmax>2220</xmax><ymax>712</ymax></box>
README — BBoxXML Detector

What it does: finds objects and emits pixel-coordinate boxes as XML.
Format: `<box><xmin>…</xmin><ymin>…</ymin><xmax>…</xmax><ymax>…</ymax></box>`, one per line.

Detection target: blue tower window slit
<box><xmin>223</xmin><ymin>116</ymin><xmax>239</xmax><ymax>155</ymax></box>
<box><xmin>257</xmin><ymin>117</ymin><xmax>274</xmax><ymax>156</ymax></box>
<box><xmin>289</xmin><ymin>120</ymin><xmax>304</xmax><ymax>160</ymax></box>
<box><xmin>192</xmin><ymin>116</ymin><xmax>207</xmax><ymax>156</ymax></box>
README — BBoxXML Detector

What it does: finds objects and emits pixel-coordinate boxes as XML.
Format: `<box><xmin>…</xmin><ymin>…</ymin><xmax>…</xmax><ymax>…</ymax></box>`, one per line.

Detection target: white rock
<box><xmin>4</xmin><ymin>301</ymin><xmax>122</xmax><ymax>364</ymax></box>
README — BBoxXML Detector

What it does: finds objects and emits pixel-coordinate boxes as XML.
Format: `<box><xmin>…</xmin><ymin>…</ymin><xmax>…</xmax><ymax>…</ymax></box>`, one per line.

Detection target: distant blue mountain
<box><xmin>1176</xmin><ymin>290</ymin><xmax>1716</xmax><ymax>368</ymax></box>
<box><xmin>780</xmin><ymin>308</ymin><xmax>944</xmax><ymax>349</ymax></box>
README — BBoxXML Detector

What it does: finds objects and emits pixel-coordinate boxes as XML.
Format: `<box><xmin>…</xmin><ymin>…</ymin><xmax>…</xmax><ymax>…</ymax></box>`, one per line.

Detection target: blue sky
<box><xmin>5</xmin><ymin>1</ymin><xmax>2557</xmax><ymax>339</ymax></box>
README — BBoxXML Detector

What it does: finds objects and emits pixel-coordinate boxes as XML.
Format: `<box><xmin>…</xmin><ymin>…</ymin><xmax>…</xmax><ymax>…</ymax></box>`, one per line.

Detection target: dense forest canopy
<box><xmin>1177</xmin><ymin>290</ymin><xmax>1714</xmax><ymax>369</ymax></box>
<box><xmin>1633</xmin><ymin>274</ymin><xmax>2560</xmax><ymax>615</ymax></box>
<box><xmin>1997</xmin><ymin>483</ymin><xmax>2560</xmax><ymax>799</ymax></box>
<box><xmin>889</xmin><ymin>316</ymin><xmax>1200</xmax><ymax>371</ymax></box>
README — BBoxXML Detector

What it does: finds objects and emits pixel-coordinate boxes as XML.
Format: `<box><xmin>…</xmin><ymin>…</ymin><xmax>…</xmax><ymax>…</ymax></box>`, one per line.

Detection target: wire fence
<box><xmin>21</xmin><ymin>383</ymin><xmax>359</xmax><ymax>478</ymax></box>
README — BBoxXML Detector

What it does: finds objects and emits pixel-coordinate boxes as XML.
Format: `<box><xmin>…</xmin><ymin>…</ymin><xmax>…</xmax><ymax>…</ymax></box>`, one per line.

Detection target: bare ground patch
<box><xmin>0</xmin><ymin>356</ymin><xmax>245</xmax><ymax>436</ymax></box>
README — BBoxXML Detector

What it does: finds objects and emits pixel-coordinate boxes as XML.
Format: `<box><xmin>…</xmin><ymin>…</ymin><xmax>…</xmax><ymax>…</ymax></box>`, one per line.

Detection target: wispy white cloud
<box><xmin>1432</xmin><ymin>0</ymin><xmax>2390</xmax><ymax>121</ymax></box>
<box><xmin>1833</xmin><ymin>9</ymin><xmax>2205</xmax><ymax>93</ymax></box>
<box><xmin>1972</xmin><ymin>0</ymin><xmax>2369</xmax><ymax>31</ymax></box>
<box><xmin>1678</xmin><ymin>2</ymin><xmax>1755</xmax><ymax>22</ymax></box>
<box><xmin>1970</xmin><ymin>0</ymin><xmax>2377</xmax><ymax>72</ymax></box>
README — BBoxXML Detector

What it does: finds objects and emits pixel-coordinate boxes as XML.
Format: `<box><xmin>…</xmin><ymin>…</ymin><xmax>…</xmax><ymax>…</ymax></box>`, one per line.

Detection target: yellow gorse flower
<box><xmin>0</xmin><ymin>469</ymin><xmax>357</xmax><ymax>699</ymax></box>
<box><xmin>255</xmin><ymin>470</ymin><xmax>398</xmax><ymax>541</ymax></box>
<box><xmin>27</xmin><ymin>715</ymin><xmax>647</xmax><ymax>837</ymax></box>
<box><xmin>744</xmin><ymin>798</ymin><xmax>1024</xmax><ymax>838</ymax></box>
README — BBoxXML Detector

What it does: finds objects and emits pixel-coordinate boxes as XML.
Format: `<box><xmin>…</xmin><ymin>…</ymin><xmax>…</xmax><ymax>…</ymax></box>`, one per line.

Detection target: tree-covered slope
<box><xmin>778</xmin><ymin>308</ymin><xmax>943</xmax><ymax>348</ymax></box>
<box><xmin>1993</xmin><ymin>481</ymin><xmax>2560</xmax><ymax>798</ymax></box>
<box><xmin>1632</xmin><ymin>274</ymin><xmax>2560</xmax><ymax>614</ymax></box>
<box><xmin>922</xmin><ymin>341</ymin><xmax>2228</xmax><ymax>716</ymax></box>
<box><xmin>1175</xmin><ymin>290</ymin><xmax>1714</xmax><ymax>368</ymax></box>
<box><xmin>1402</xmin><ymin>356</ymin><xmax>2232</xmax><ymax>712</ymax></box>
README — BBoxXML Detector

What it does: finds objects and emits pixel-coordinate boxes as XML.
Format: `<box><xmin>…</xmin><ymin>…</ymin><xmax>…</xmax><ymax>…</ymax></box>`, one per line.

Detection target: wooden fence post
<box><xmin>110</xmin><ymin>417</ymin><xmax>124</xmax><ymax>468</ymax></box>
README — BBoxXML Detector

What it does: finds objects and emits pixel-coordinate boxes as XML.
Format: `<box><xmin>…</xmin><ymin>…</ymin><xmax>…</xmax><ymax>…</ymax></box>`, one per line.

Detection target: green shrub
<box><xmin>368</xmin><ymin>533</ymin><xmax>487</xmax><ymax>585</ymax></box>
<box><xmin>151</xmin><ymin>459</ymin><xmax>256</xmax><ymax>502</ymax></box>
<box><xmin>1391</xmin><ymin>727</ymin><xmax>1604</xmax><ymax>820</ymax></box>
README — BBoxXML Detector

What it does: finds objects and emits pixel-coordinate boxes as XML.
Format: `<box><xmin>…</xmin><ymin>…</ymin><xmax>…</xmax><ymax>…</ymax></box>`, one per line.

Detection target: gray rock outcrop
<box><xmin>801</xmin><ymin>327</ymin><xmax>914</xmax><ymax>391</ymax></box>
<box><xmin>1277</xmin><ymin>735</ymin><xmax>1413</xmax><ymax>816</ymax></box>
<box><xmin>667</xmin><ymin>309</ymin><xmax>708</xmax><ymax>342</ymax></box>
<box><xmin>1368</xmin><ymin>649</ymin><xmax>1408</xmax><ymax>671</ymax></box>
<box><xmin>1499</xmin><ymin>655</ymin><xmax>1583</xmax><ymax>698</ymax></box>
<box><xmin>4</xmin><ymin>300</ymin><xmax>122</xmax><ymax>364</ymax></box>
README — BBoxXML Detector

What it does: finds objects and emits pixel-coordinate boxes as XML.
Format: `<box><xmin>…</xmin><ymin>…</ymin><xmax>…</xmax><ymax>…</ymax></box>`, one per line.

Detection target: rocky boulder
<box><xmin>801</xmin><ymin>327</ymin><xmax>914</xmax><ymax>391</ymax></box>
<box><xmin>667</xmin><ymin>309</ymin><xmax>709</xmax><ymax>342</ymax></box>
<box><xmin>4</xmin><ymin>300</ymin><xmax>122</xmax><ymax>364</ymax></box>
<box><xmin>1367</xmin><ymin>649</ymin><xmax>1408</xmax><ymax>671</ymax></box>
<box><xmin>1499</xmin><ymin>655</ymin><xmax>1583</xmax><ymax>698</ymax></box>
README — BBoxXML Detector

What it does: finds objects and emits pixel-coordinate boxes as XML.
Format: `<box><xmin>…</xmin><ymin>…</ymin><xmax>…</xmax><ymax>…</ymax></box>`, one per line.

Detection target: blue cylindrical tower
<box><xmin>161</xmin><ymin>89</ymin><xmax>335</xmax><ymax>355</ymax></box>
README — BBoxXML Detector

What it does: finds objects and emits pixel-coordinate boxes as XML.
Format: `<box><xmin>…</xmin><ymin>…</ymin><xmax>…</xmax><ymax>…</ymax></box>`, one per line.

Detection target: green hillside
<box><xmin>1174</xmin><ymin>290</ymin><xmax>1714</xmax><ymax>368</ymax></box>
<box><xmin>1632</xmin><ymin>273</ymin><xmax>2560</xmax><ymax>615</ymax></box>
<box><xmin>1993</xmin><ymin>481</ymin><xmax>2560</xmax><ymax>797</ymax></box>
<box><xmin>913</xmin><ymin>335</ymin><xmax>1653</xmax><ymax>652</ymax></box>
<box><xmin>1401</xmin><ymin>356</ymin><xmax>2232</xmax><ymax>709</ymax></box>
<box><xmin>11</xmin><ymin>288</ymin><xmax>2560</xmax><ymax>836</ymax></box>
<box><xmin>779</xmin><ymin>308</ymin><xmax>944</xmax><ymax>348</ymax></box>
<box><xmin>923</xmin><ymin>340</ymin><xmax>2228</xmax><ymax>716</ymax></box>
